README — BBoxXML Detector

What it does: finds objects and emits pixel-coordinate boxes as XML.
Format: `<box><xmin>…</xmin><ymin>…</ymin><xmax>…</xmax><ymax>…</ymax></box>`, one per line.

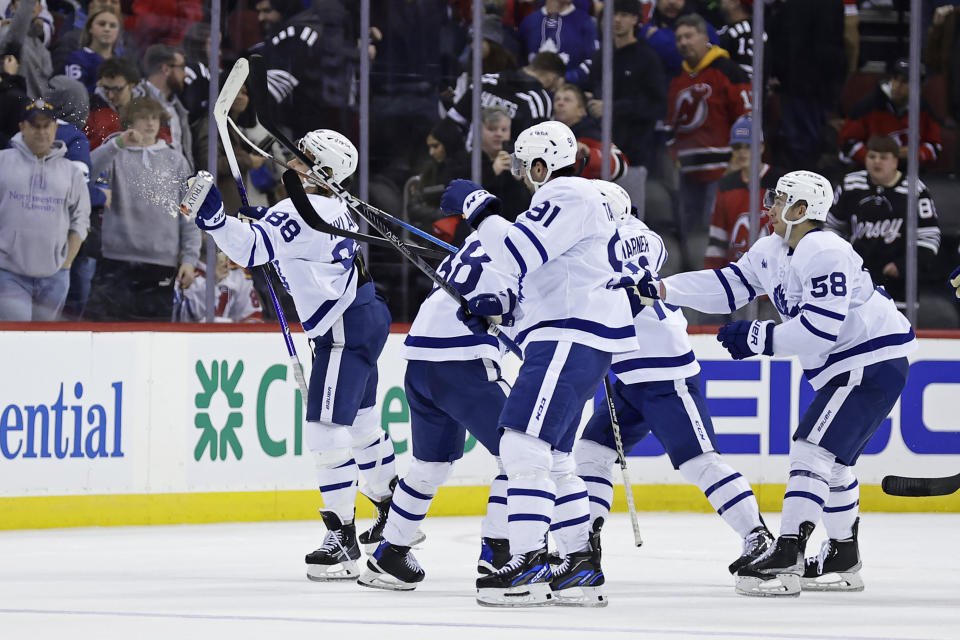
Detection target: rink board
<box><xmin>0</xmin><ymin>327</ymin><xmax>958</xmax><ymax>529</ymax></box>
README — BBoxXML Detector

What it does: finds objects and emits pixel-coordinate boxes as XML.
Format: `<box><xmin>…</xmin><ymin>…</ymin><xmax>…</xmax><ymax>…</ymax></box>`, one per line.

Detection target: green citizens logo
<box><xmin>194</xmin><ymin>360</ymin><xmax>244</xmax><ymax>460</ymax></box>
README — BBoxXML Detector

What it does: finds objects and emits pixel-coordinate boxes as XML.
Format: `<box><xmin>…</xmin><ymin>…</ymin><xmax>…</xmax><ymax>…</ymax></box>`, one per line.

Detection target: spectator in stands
<box><xmin>666</xmin><ymin>13</ymin><xmax>751</xmax><ymax>234</ymax></box>
<box><xmin>838</xmin><ymin>58</ymin><xmax>943</xmax><ymax>169</ymax></box>
<box><xmin>925</xmin><ymin>4</ymin><xmax>960</xmax><ymax>127</ymax></box>
<box><xmin>139</xmin><ymin>44</ymin><xmax>193</xmax><ymax>170</ymax></box>
<box><xmin>828</xmin><ymin>135</ymin><xmax>942</xmax><ymax>303</ymax></box>
<box><xmin>51</xmin><ymin>0</ymin><xmax>138</xmax><ymax>76</ymax></box>
<box><xmin>86</xmin><ymin>96</ymin><xmax>199</xmax><ymax>321</ymax></box>
<box><xmin>704</xmin><ymin>115</ymin><xmax>781</xmax><ymax>269</ymax></box>
<box><xmin>553</xmin><ymin>83</ymin><xmax>628</xmax><ymax>180</ymax></box>
<box><xmin>85</xmin><ymin>57</ymin><xmax>139</xmax><ymax>150</ymax></box>
<box><xmin>63</xmin><ymin>8</ymin><xmax>122</xmax><ymax>93</ymax></box>
<box><xmin>180</xmin><ymin>21</ymin><xmax>211</xmax><ymax>125</ymax></box>
<box><xmin>584</xmin><ymin>0</ymin><xmax>666</xmax><ymax>171</ymax></box>
<box><xmin>0</xmin><ymin>50</ymin><xmax>27</xmax><ymax>146</ymax></box>
<box><xmin>518</xmin><ymin>0</ymin><xmax>598</xmax><ymax>85</ymax></box>
<box><xmin>175</xmin><ymin>251</ymin><xmax>263</xmax><ymax>323</ymax></box>
<box><xmin>717</xmin><ymin>0</ymin><xmax>760</xmax><ymax>78</ymax></box>
<box><xmin>413</xmin><ymin>118</ymin><xmax>470</xmax><ymax>243</ymax></box>
<box><xmin>767</xmin><ymin>0</ymin><xmax>845</xmax><ymax>170</ymax></box>
<box><xmin>447</xmin><ymin>51</ymin><xmax>564</xmax><ymax>139</ymax></box>
<box><xmin>479</xmin><ymin>105</ymin><xmax>531</xmax><ymax>216</ymax></box>
<box><xmin>0</xmin><ymin>0</ymin><xmax>52</xmax><ymax>99</ymax></box>
<box><xmin>455</xmin><ymin>13</ymin><xmax>520</xmax><ymax>79</ymax></box>
<box><xmin>126</xmin><ymin>0</ymin><xmax>203</xmax><ymax>49</ymax></box>
<box><xmin>642</xmin><ymin>0</ymin><xmax>719</xmax><ymax>80</ymax></box>
<box><xmin>0</xmin><ymin>99</ymin><xmax>90</xmax><ymax>321</ymax></box>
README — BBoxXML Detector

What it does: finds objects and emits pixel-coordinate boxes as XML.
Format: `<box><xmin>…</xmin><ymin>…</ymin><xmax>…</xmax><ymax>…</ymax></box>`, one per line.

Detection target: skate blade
<box><xmin>476</xmin><ymin>582</ymin><xmax>554</xmax><ymax>607</ymax></box>
<box><xmin>552</xmin><ymin>585</ymin><xmax>608</xmax><ymax>608</ymax></box>
<box><xmin>357</xmin><ymin>568</ymin><xmax>419</xmax><ymax>591</ymax></box>
<box><xmin>735</xmin><ymin>573</ymin><xmax>801</xmax><ymax>597</ymax></box>
<box><xmin>306</xmin><ymin>560</ymin><xmax>360</xmax><ymax>582</ymax></box>
<box><xmin>362</xmin><ymin>530</ymin><xmax>426</xmax><ymax>556</ymax></box>
<box><xmin>801</xmin><ymin>571</ymin><xmax>864</xmax><ymax>592</ymax></box>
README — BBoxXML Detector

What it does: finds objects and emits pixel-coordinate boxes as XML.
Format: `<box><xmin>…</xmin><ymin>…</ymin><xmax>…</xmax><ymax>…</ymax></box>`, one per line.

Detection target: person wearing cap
<box><xmin>705</xmin><ymin>115</ymin><xmax>784</xmax><ymax>270</ymax></box>
<box><xmin>0</xmin><ymin>99</ymin><xmax>91</xmax><ymax>321</ymax></box>
<box><xmin>837</xmin><ymin>58</ymin><xmax>942</xmax><ymax>168</ymax></box>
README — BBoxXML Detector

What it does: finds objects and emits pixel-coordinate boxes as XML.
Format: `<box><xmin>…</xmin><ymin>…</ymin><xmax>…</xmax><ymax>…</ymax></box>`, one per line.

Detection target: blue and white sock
<box><xmin>781</xmin><ymin>440</ymin><xmax>835</xmax><ymax>536</ymax></box>
<box><xmin>481</xmin><ymin>460</ymin><xmax>509</xmax><ymax>540</ymax></box>
<box><xmin>382</xmin><ymin>459</ymin><xmax>452</xmax><ymax>546</ymax></box>
<box><xmin>350</xmin><ymin>408</ymin><xmax>396</xmax><ymax>501</ymax></box>
<box><xmin>680</xmin><ymin>452</ymin><xmax>761</xmax><ymax>538</ymax></box>
<box><xmin>823</xmin><ymin>463</ymin><xmax>859</xmax><ymax>540</ymax></box>
<box><xmin>575</xmin><ymin>439</ymin><xmax>617</xmax><ymax>526</ymax></box>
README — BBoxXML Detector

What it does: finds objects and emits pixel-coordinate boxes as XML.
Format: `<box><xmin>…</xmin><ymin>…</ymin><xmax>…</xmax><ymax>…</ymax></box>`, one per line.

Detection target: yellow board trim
<box><xmin>1</xmin><ymin>484</ymin><xmax>957</xmax><ymax>530</ymax></box>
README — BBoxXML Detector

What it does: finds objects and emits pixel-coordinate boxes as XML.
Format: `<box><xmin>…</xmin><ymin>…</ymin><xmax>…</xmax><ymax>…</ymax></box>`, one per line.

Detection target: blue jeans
<box><xmin>0</xmin><ymin>268</ymin><xmax>70</xmax><ymax>321</ymax></box>
<box><xmin>62</xmin><ymin>256</ymin><xmax>97</xmax><ymax>320</ymax></box>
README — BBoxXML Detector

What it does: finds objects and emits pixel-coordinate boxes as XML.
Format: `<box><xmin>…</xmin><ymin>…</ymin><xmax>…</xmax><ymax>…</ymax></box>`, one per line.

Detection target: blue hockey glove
<box><xmin>440</xmin><ymin>179</ymin><xmax>502</xmax><ymax>229</ymax></box>
<box><xmin>455</xmin><ymin>306</ymin><xmax>488</xmax><ymax>335</ymax></box>
<box><xmin>237</xmin><ymin>205</ymin><xmax>269</xmax><ymax>221</ymax></box>
<box><xmin>193</xmin><ymin>178</ymin><xmax>226</xmax><ymax>231</ymax></box>
<box><xmin>467</xmin><ymin>289</ymin><xmax>517</xmax><ymax>327</ymax></box>
<box><xmin>717</xmin><ymin>320</ymin><xmax>775</xmax><ymax>360</ymax></box>
<box><xmin>606</xmin><ymin>267</ymin><xmax>660</xmax><ymax>305</ymax></box>
<box><xmin>950</xmin><ymin>265</ymin><xmax>960</xmax><ymax>300</ymax></box>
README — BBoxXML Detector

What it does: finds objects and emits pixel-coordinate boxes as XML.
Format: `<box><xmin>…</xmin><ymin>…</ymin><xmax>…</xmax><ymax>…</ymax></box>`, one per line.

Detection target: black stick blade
<box><xmin>881</xmin><ymin>473</ymin><xmax>960</xmax><ymax>497</ymax></box>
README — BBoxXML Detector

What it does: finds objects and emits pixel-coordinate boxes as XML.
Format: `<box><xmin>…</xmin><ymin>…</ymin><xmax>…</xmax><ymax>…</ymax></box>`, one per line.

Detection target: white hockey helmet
<box><xmin>764</xmin><ymin>170</ymin><xmax>833</xmax><ymax>237</ymax></box>
<box><xmin>297</xmin><ymin>129</ymin><xmax>358</xmax><ymax>184</ymax></box>
<box><xmin>510</xmin><ymin>120</ymin><xmax>578</xmax><ymax>190</ymax></box>
<box><xmin>591</xmin><ymin>179</ymin><xmax>632</xmax><ymax>226</ymax></box>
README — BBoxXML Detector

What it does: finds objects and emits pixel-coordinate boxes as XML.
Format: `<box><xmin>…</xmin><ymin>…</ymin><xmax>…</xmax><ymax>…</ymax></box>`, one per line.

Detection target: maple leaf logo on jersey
<box><xmin>674</xmin><ymin>83</ymin><xmax>713</xmax><ymax>132</ymax></box>
<box><xmin>772</xmin><ymin>284</ymin><xmax>799</xmax><ymax>318</ymax></box>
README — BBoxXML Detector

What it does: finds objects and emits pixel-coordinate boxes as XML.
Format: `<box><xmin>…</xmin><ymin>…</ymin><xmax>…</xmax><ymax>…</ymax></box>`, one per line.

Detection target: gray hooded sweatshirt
<box><xmin>91</xmin><ymin>134</ymin><xmax>200</xmax><ymax>268</ymax></box>
<box><xmin>0</xmin><ymin>135</ymin><xmax>90</xmax><ymax>278</ymax></box>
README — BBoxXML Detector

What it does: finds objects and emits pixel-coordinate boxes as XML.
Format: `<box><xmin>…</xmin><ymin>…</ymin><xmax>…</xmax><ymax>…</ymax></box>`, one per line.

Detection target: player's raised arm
<box><xmin>660</xmin><ymin>249</ymin><xmax>766</xmax><ymax>315</ymax></box>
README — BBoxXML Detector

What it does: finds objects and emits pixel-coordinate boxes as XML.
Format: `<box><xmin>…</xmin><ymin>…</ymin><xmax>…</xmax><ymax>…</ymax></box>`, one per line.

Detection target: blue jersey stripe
<box><xmin>514</xmin><ymin>223</ymin><xmax>549</xmax><ymax>266</ymax></box>
<box><xmin>515</xmin><ymin>317</ymin><xmax>635</xmax><ymax>345</ymax></box>
<box><xmin>704</xmin><ymin>472</ymin><xmax>742</xmax><ymax>498</ymax></box>
<box><xmin>800</xmin><ymin>315</ymin><xmax>839</xmax><ymax>341</ymax></box>
<box><xmin>549</xmin><ymin>513</ymin><xmax>590</xmax><ymax>531</ymax></box>
<box><xmin>823</xmin><ymin>500</ymin><xmax>859</xmax><ymax>513</ymax></box>
<box><xmin>390</xmin><ymin>502</ymin><xmax>427</xmax><ymax>522</ymax></box>
<box><xmin>713</xmin><ymin>268</ymin><xmax>736</xmax><ymax>312</ymax></box>
<box><xmin>804</xmin><ymin>329</ymin><xmax>916</xmax><ymax>380</ymax></box>
<box><xmin>727</xmin><ymin>263</ymin><xmax>756</xmax><ymax>302</ymax></box>
<box><xmin>830</xmin><ymin>479</ymin><xmax>859</xmax><ymax>492</ymax></box>
<box><xmin>784</xmin><ymin>490</ymin><xmax>825</xmax><ymax>506</ymax></box>
<box><xmin>504</xmin><ymin>237</ymin><xmax>527</xmax><ymax>276</ymax></box>
<box><xmin>507</xmin><ymin>488</ymin><xmax>556</xmax><ymax>500</ymax></box>
<box><xmin>612</xmin><ymin>351</ymin><xmax>696</xmax><ymax>373</ymax></box>
<box><xmin>251</xmin><ymin>223</ymin><xmax>275</xmax><ymax>262</ymax></box>
<box><xmin>580</xmin><ymin>475</ymin><xmax>614</xmax><ymax>488</ymax></box>
<box><xmin>301</xmin><ymin>267</ymin><xmax>355</xmax><ymax>332</ymax></box>
<box><xmin>554</xmin><ymin>490</ymin><xmax>589</xmax><ymax>506</ymax></box>
<box><xmin>802</xmin><ymin>303</ymin><xmax>846</xmax><ymax>321</ymax></box>
<box><xmin>716</xmin><ymin>490</ymin><xmax>753</xmax><ymax>516</ymax></box>
<box><xmin>399</xmin><ymin>478</ymin><xmax>433</xmax><ymax>501</ymax></box>
<box><xmin>507</xmin><ymin>513</ymin><xmax>552</xmax><ymax>523</ymax></box>
<box><xmin>404</xmin><ymin>334</ymin><xmax>500</xmax><ymax>349</ymax></box>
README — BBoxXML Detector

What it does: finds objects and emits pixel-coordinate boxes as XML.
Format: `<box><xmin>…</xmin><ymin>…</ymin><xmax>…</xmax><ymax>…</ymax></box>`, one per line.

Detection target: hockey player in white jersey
<box><xmin>357</xmin><ymin>234</ymin><xmax>518</xmax><ymax>591</ymax></box>
<box><xmin>190</xmin><ymin>129</ymin><xmax>399</xmax><ymax>581</ymax></box>
<box><xmin>440</xmin><ymin>121</ymin><xmax>636</xmax><ymax>607</ymax></box>
<box><xmin>576</xmin><ymin>181</ymin><xmax>772</xmax><ymax>577</ymax></box>
<box><xmin>652</xmin><ymin>170</ymin><xmax>916</xmax><ymax>596</ymax></box>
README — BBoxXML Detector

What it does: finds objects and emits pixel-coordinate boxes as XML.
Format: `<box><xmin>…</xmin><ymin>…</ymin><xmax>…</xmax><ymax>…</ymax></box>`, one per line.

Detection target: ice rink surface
<box><xmin>1</xmin><ymin>512</ymin><xmax>957</xmax><ymax>640</ymax></box>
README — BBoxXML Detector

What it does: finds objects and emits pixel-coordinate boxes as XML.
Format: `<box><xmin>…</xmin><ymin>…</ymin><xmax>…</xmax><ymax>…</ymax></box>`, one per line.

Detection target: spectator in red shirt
<box><xmin>84</xmin><ymin>57</ymin><xmax>139</xmax><ymax>150</ymax></box>
<box><xmin>837</xmin><ymin>58</ymin><xmax>942</xmax><ymax>168</ymax></box>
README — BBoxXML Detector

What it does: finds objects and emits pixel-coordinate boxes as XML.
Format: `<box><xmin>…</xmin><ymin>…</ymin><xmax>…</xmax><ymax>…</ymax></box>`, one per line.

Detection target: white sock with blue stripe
<box><xmin>349</xmin><ymin>408</ymin><xmax>396</xmax><ymax>501</ymax></box>
<box><xmin>501</xmin><ymin>430</ymin><xmax>556</xmax><ymax>555</ymax></box>
<box><xmin>306</xmin><ymin>421</ymin><xmax>357</xmax><ymax>523</ymax></box>
<box><xmin>824</xmin><ymin>463</ymin><xmax>860</xmax><ymax>540</ymax></box>
<box><xmin>680</xmin><ymin>452</ymin><xmax>761</xmax><ymax>538</ymax></box>
<box><xmin>550</xmin><ymin>452</ymin><xmax>590</xmax><ymax>557</ymax></box>
<box><xmin>781</xmin><ymin>440</ymin><xmax>835</xmax><ymax>536</ymax></box>
<box><xmin>382</xmin><ymin>458</ymin><xmax>452</xmax><ymax>546</ymax></box>
<box><xmin>574</xmin><ymin>439</ymin><xmax>617</xmax><ymax>526</ymax></box>
<box><xmin>481</xmin><ymin>459</ymin><xmax>509</xmax><ymax>540</ymax></box>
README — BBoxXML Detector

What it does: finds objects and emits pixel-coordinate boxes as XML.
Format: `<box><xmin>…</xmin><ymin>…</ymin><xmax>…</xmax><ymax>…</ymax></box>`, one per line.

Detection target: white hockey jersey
<box><xmin>663</xmin><ymin>230</ymin><xmax>917</xmax><ymax>389</ymax></box>
<box><xmin>176</xmin><ymin>267</ymin><xmax>263</xmax><ymax>323</ymax></box>
<box><xmin>402</xmin><ymin>232</ymin><xmax>516</xmax><ymax>363</ymax></box>
<box><xmin>476</xmin><ymin>176</ymin><xmax>635</xmax><ymax>353</ymax></box>
<box><xmin>610</xmin><ymin>218</ymin><xmax>701</xmax><ymax>384</ymax></box>
<box><xmin>204</xmin><ymin>194</ymin><xmax>363</xmax><ymax>338</ymax></box>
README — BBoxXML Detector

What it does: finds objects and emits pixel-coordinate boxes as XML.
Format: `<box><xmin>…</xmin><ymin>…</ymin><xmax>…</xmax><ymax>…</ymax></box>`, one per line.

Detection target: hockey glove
<box><xmin>717</xmin><ymin>320</ymin><xmax>775</xmax><ymax>360</ymax></box>
<box><xmin>440</xmin><ymin>179</ymin><xmax>502</xmax><ymax>229</ymax></box>
<box><xmin>455</xmin><ymin>306</ymin><xmax>489</xmax><ymax>336</ymax></box>
<box><xmin>237</xmin><ymin>205</ymin><xmax>269</xmax><ymax>221</ymax></box>
<box><xmin>606</xmin><ymin>267</ymin><xmax>660</xmax><ymax>305</ymax></box>
<box><xmin>950</xmin><ymin>265</ymin><xmax>960</xmax><ymax>300</ymax></box>
<box><xmin>467</xmin><ymin>289</ymin><xmax>518</xmax><ymax>327</ymax></box>
<box><xmin>192</xmin><ymin>177</ymin><xmax>226</xmax><ymax>231</ymax></box>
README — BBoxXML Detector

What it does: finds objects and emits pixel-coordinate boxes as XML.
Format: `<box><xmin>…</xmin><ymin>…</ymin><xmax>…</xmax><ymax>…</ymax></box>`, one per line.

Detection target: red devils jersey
<box><xmin>704</xmin><ymin>164</ymin><xmax>782</xmax><ymax>269</ymax></box>
<box><xmin>667</xmin><ymin>46</ymin><xmax>752</xmax><ymax>183</ymax></box>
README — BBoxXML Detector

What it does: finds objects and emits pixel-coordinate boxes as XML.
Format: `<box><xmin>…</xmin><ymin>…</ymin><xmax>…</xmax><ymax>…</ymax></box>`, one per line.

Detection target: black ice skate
<box><xmin>549</xmin><ymin>544</ymin><xmax>607</xmax><ymax>608</ymax></box>
<box><xmin>358</xmin><ymin>477</ymin><xmax>426</xmax><ymax>554</ymax></box>
<box><xmin>477</xmin><ymin>537</ymin><xmax>511</xmax><ymax>576</ymax></box>
<box><xmin>802</xmin><ymin>517</ymin><xmax>864</xmax><ymax>591</ymax></box>
<box><xmin>728</xmin><ymin>523</ymin><xmax>775</xmax><ymax>575</ymax></box>
<box><xmin>476</xmin><ymin>548</ymin><xmax>554</xmax><ymax>607</ymax></box>
<box><xmin>305</xmin><ymin>510</ymin><xmax>361</xmax><ymax>581</ymax></box>
<box><xmin>357</xmin><ymin>541</ymin><xmax>425</xmax><ymax>591</ymax></box>
<box><xmin>736</xmin><ymin>521</ymin><xmax>815</xmax><ymax>597</ymax></box>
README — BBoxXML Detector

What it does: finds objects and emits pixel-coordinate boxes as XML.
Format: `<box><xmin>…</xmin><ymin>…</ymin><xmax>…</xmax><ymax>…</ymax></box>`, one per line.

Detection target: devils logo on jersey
<box><xmin>673</xmin><ymin>83</ymin><xmax>713</xmax><ymax>133</ymax></box>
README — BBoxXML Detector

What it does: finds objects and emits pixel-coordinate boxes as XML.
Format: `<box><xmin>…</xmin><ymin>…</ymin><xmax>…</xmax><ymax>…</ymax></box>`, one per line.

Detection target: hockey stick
<box><xmin>214</xmin><ymin>58</ymin><xmax>309</xmax><ymax>405</ymax></box>
<box><xmin>221</xmin><ymin>110</ymin><xmax>447</xmax><ymax>259</ymax></box>
<box><xmin>881</xmin><ymin>472</ymin><xmax>960</xmax><ymax>497</ymax></box>
<box><xmin>603</xmin><ymin>376</ymin><xmax>643</xmax><ymax>547</ymax></box>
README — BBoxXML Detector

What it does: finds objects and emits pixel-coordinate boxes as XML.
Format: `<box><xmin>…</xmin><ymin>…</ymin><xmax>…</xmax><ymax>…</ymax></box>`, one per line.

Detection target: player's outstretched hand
<box><xmin>717</xmin><ymin>320</ymin><xmax>774</xmax><ymax>360</ymax></box>
<box><xmin>467</xmin><ymin>290</ymin><xmax>517</xmax><ymax>327</ymax></box>
<box><xmin>950</xmin><ymin>265</ymin><xmax>960</xmax><ymax>300</ymax></box>
<box><xmin>606</xmin><ymin>267</ymin><xmax>660</xmax><ymax>303</ymax></box>
<box><xmin>190</xmin><ymin>175</ymin><xmax>225</xmax><ymax>231</ymax></box>
<box><xmin>440</xmin><ymin>179</ymin><xmax>502</xmax><ymax>229</ymax></box>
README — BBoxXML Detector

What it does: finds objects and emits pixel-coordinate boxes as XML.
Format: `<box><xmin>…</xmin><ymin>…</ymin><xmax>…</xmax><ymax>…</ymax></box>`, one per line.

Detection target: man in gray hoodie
<box><xmin>0</xmin><ymin>99</ymin><xmax>90</xmax><ymax>320</ymax></box>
